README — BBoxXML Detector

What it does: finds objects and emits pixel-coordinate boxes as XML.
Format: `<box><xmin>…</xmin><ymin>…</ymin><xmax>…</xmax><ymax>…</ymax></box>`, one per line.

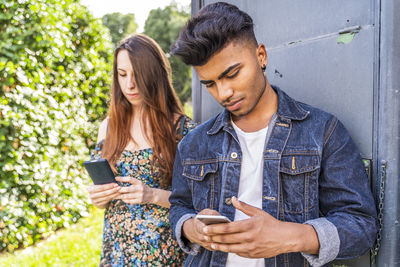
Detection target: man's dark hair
<box><xmin>171</xmin><ymin>2</ymin><xmax>257</xmax><ymax>66</ymax></box>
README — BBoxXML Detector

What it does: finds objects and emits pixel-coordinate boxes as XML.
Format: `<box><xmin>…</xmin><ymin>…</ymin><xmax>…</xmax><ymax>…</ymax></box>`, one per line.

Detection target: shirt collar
<box><xmin>207</xmin><ymin>85</ymin><xmax>309</xmax><ymax>135</ymax></box>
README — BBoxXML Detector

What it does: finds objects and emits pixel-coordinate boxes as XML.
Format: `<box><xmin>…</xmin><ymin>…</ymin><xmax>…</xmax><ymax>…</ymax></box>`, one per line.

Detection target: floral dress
<box><xmin>91</xmin><ymin>117</ymin><xmax>196</xmax><ymax>267</ymax></box>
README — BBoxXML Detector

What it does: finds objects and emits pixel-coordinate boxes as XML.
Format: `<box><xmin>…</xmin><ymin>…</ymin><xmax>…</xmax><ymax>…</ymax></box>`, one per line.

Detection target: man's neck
<box><xmin>232</xmin><ymin>84</ymin><xmax>278</xmax><ymax>132</ymax></box>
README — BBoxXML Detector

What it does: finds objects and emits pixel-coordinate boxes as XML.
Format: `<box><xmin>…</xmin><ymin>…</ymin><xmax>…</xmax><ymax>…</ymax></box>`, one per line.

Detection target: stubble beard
<box><xmin>232</xmin><ymin>75</ymin><xmax>267</xmax><ymax>118</ymax></box>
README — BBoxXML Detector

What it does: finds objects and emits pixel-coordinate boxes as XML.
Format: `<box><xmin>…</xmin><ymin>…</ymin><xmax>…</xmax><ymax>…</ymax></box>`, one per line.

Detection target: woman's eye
<box><xmin>118</xmin><ymin>73</ymin><xmax>126</xmax><ymax>77</ymax></box>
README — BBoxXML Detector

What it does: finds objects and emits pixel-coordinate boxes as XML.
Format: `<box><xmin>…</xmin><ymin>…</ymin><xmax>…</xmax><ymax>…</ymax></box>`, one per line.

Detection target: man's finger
<box><xmin>210</xmin><ymin>242</ymin><xmax>247</xmax><ymax>254</ymax></box>
<box><xmin>232</xmin><ymin>196</ymin><xmax>264</xmax><ymax>217</ymax></box>
<box><xmin>204</xmin><ymin>219</ymin><xmax>248</xmax><ymax>235</ymax></box>
<box><xmin>209</xmin><ymin>231</ymin><xmax>249</xmax><ymax>244</ymax></box>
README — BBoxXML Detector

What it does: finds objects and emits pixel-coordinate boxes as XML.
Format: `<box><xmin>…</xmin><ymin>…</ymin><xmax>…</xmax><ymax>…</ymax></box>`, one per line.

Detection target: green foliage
<box><xmin>144</xmin><ymin>3</ymin><xmax>192</xmax><ymax>104</ymax></box>
<box><xmin>102</xmin><ymin>12</ymin><xmax>138</xmax><ymax>46</ymax></box>
<box><xmin>0</xmin><ymin>0</ymin><xmax>112</xmax><ymax>252</ymax></box>
<box><xmin>0</xmin><ymin>207</ymin><xmax>104</xmax><ymax>266</ymax></box>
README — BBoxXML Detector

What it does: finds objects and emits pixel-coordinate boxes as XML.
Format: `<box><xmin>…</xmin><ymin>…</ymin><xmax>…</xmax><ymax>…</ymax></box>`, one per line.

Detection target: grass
<box><xmin>0</xmin><ymin>207</ymin><xmax>104</xmax><ymax>267</ymax></box>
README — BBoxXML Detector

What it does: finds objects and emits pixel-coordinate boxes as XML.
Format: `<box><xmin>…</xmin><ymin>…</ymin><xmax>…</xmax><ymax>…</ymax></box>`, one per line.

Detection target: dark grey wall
<box><xmin>190</xmin><ymin>1</ymin><xmax>399</xmax><ymax>266</ymax></box>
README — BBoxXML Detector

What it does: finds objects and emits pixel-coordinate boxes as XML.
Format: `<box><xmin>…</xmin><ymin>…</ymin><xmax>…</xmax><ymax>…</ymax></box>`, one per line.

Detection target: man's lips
<box><xmin>224</xmin><ymin>99</ymin><xmax>243</xmax><ymax>112</ymax></box>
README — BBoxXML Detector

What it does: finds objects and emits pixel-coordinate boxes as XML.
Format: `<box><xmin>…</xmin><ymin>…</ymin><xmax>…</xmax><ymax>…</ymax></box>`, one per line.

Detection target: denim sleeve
<box><xmin>169</xmin><ymin>146</ymin><xmax>200</xmax><ymax>255</ymax></box>
<box><xmin>302</xmin><ymin>218</ymin><xmax>340</xmax><ymax>266</ymax></box>
<box><xmin>317</xmin><ymin>117</ymin><xmax>377</xmax><ymax>260</ymax></box>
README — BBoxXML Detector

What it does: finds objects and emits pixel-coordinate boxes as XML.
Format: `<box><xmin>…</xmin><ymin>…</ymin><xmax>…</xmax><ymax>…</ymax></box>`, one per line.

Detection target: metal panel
<box><xmin>208</xmin><ymin>0</ymin><xmax>375</xmax><ymax>48</ymax></box>
<box><xmin>375</xmin><ymin>0</ymin><xmax>400</xmax><ymax>266</ymax></box>
<box><xmin>190</xmin><ymin>0</ymin><xmax>399</xmax><ymax>266</ymax></box>
<box><xmin>265</xmin><ymin>27</ymin><xmax>374</xmax><ymax>158</ymax></box>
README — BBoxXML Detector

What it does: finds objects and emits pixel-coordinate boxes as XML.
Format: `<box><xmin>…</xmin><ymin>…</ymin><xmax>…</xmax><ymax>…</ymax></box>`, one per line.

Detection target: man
<box><xmin>169</xmin><ymin>2</ymin><xmax>377</xmax><ymax>266</ymax></box>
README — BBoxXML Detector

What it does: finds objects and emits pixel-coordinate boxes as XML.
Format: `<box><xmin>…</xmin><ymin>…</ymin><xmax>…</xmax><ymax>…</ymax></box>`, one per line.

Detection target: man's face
<box><xmin>194</xmin><ymin>41</ymin><xmax>267</xmax><ymax>118</ymax></box>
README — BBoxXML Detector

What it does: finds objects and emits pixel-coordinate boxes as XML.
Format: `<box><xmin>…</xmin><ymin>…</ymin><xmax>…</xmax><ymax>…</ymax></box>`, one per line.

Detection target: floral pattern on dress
<box><xmin>91</xmin><ymin>117</ymin><xmax>196</xmax><ymax>267</ymax></box>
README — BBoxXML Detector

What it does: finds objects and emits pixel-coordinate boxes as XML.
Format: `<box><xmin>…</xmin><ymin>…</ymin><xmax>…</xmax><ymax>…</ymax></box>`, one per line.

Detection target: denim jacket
<box><xmin>169</xmin><ymin>87</ymin><xmax>377</xmax><ymax>267</ymax></box>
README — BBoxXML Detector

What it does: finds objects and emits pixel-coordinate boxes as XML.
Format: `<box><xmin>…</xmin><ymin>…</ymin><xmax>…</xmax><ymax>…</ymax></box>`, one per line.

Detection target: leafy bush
<box><xmin>0</xmin><ymin>0</ymin><xmax>112</xmax><ymax>252</ymax></box>
<box><xmin>144</xmin><ymin>3</ymin><xmax>192</xmax><ymax>103</ymax></box>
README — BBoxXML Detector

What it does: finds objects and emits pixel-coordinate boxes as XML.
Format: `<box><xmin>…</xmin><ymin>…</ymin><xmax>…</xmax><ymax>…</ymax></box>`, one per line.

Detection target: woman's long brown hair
<box><xmin>101</xmin><ymin>34</ymin><xmax>184</xmax><ymax>188</ymax></box>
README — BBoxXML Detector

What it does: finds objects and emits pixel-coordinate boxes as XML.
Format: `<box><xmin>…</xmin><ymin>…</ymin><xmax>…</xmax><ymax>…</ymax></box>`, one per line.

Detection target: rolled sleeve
<box><xmin>175</xmin><ymin>213</ymin><xmax>201</xmax><ymax>255</ymax></box>
<box><xmin>302</xmin><ymin>218</ymin><xmax>340</xmax><ymax>267</ymax></box>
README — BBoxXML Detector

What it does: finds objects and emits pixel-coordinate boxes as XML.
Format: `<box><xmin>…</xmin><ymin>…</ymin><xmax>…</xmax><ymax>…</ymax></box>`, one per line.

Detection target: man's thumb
<box><xmin>232</xmin><ymin>196</ymin><xmax>264</xmax><ymax>217</ymax></box>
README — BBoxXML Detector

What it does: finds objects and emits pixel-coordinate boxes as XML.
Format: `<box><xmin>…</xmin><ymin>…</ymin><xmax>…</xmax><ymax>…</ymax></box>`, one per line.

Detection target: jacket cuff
<box><xmin>175</xmin><ymin>213</ymin><xmax>201</xmax><ymax>255</ymax></box>
<box><xmin>301</xmin><ymin>217</ymin><xmax>340</xmax><ymax>267</ymax></box>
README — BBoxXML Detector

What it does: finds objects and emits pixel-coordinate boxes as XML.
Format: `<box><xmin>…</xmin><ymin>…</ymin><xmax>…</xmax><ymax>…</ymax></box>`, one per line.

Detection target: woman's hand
<box><xmin>88</xmin><ymin>183</ymin><xmax>121</xmax><ymax>209</ymax></box>
<box><xmin>116</xmin><ymin>176</ymin><xmax>153</xmax><ymax>205</ymax></box>
<box><xmin>115</xmin><ymin>176</ymin><xmax>172</xmax><ymax>208</ymax></box>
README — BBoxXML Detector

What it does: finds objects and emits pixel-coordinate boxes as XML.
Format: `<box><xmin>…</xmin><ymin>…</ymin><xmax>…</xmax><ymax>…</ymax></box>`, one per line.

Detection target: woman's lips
<box><xmin>126</xmin><ymin>93</ymin><xmax>139</xmax><ymax>98</ymax></box>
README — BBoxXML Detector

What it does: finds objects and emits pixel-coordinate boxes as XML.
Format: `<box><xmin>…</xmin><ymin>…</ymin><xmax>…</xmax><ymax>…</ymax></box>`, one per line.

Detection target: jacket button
<box><xmin>231</xmin><ymin>152</ymin><xmax>237</xmax><ymax>159</ymax></box>
<box><xmin>225</xmin><ymin>197</ymin><xmax>232</xmax><ymax>205</ymax></box>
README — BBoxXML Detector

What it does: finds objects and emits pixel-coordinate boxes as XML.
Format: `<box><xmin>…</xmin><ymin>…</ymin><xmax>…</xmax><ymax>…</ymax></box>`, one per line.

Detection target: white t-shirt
<box><xmin>226</xmin><ymin>121</ymin><xmax>268</xmax><ymax>267</ymax></box>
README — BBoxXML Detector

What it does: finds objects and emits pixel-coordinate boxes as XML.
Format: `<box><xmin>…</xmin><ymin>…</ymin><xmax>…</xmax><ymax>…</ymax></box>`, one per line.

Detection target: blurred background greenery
<box><xmin>0</xmin><ymin>0</ymin><xmax>192</xmax><ymax>265</ymax></box>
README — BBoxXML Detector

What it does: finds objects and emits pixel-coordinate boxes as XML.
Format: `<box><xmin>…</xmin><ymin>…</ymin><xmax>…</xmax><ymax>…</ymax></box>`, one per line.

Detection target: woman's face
<box><xmin>116</xmin><ymin>49</ymin><xmax>143</xmax><ymax>108</ymax></box>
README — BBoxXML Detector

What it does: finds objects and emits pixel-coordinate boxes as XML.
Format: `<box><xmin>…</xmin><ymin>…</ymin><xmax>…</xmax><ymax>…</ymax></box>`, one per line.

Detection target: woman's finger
<box><xmin>92</xmin><ymin>191</ymin><xmax>121</xmax><ymax>204</ymax></box>
<box><xmin>115</xmin><ymin>176</ymin><xmax>134</xmax><ymax>184</ymax></box>
<box><xmin>88</xmin><ymin>183</ymin><xmax>119</xmax><ymax>193</ymax></box>
<box><xmin>90</xmin><ymin>185</ymin><xmax>121</xmax><ymax>199</ymax></box>
<box><xmin>119</xmin><ymin>185</ymin><xmax>144</xmax><ymax>194</ymax></box>
<box><xmin>115</xmin><ymin>176</ymin><xmax>143</xmax><ymax>186</ymax></box>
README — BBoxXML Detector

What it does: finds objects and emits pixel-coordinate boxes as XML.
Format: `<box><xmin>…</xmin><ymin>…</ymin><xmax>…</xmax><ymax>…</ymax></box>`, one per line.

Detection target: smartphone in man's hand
<box><xmin>83</xmin><ymin>158</ymin><xmax>116</xmax><ymax>185</ymax></box>
<box><xmin>195</xmin><ymin>214</ymin><xmax>231</xmax><ymax>225</ymax></box>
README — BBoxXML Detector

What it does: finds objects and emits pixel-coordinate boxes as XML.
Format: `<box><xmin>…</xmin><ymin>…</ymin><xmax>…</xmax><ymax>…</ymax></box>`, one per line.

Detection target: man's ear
<box><xmin>256</xmin><ymin>43</ymin><xmax>268</xmax><ymax>68</ymax></box>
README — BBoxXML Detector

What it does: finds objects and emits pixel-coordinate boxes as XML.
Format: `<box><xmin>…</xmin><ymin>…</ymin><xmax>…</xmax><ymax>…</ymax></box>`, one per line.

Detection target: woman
<box><xmin>88</xmin><ymin>34</ymin><xmax>196</xmax><ymax>266</ymax></box>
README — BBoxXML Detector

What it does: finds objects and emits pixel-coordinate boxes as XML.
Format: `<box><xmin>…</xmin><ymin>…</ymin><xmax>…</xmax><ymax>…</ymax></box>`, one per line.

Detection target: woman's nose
<box><xmin>127</xmin><ymin>75</ymin><xmax>135</xmax><ymax>89</ymax></box>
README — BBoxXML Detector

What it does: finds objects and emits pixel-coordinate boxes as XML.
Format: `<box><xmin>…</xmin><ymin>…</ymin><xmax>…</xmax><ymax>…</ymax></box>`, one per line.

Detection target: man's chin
<box><xmin>230</xmin><ymin>108</ymin><xmax>250</xmax><ymax>118</ymax></box>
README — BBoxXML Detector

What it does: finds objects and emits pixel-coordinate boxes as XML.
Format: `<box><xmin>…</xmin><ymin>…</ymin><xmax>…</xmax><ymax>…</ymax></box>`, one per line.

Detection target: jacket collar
<box><xmin>207</xmin><ymin>86</ymin><xmax>309</xmax><ymax>135</ymax></box>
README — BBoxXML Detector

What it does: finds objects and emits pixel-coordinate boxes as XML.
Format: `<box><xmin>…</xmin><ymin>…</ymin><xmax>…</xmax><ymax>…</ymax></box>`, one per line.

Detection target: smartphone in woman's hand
<box><xmin>83</xmin><ymin>158</ymin><xmax>116</xmax><ymax>185</ymax></box>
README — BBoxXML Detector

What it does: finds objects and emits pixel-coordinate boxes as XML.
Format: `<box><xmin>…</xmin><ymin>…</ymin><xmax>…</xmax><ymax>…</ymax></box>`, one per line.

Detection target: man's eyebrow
<box><xmin>200</xmin><ymin>79</ymin><xmax>214</xmax><ymax>85</ymax></box>
<box><xmin>199</xmin><ymin>63</ymin><xmax>241</xmax><ymax>85</ymax></box>
<box><xmin>217</xmin><ymin>63</ymin><xmax>241</xmax><ymax>80</ymax></box>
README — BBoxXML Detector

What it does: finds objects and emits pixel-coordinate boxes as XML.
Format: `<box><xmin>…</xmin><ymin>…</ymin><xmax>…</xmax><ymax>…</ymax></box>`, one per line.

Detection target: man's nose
<box><xmin>217</xmin><ymin>82</ymin><xmax>234</xmax><ymax>101</ymax></box>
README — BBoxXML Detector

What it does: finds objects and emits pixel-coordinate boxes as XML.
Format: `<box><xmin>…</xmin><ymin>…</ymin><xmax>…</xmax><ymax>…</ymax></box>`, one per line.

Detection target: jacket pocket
<box><xmin>182</xmin><ymin>161</ymin><xmax>218</xmax><ymax>211</ymax></box>
<box><xmin>279</xmin><ymin>153</ymin><xmax>320</xmax><ymax>214</ymax></box>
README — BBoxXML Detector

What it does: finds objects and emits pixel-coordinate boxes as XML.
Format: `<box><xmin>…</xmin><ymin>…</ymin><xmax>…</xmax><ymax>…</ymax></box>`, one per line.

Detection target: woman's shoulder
<box><xmin>175</xmin><ymin>114</ymin><xmax>197</xmax><ymax>141</ymax></box>
<box><xmin>97</xmin><ymin>117</ymin><xmax>109</xmax><ymax>143</ymax></box>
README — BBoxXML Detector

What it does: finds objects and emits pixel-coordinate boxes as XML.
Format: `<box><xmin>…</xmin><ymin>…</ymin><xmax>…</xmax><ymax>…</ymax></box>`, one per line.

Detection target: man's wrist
<box><xmin>297</xmin><ymin>223</ymin><xmax>320</xmax><ymax>254</ymax></box>
<box><xmin>182</xmin><ymin>218</ymin><xmax>195</xmax><ymax>242</ymax></box>
<box><xmin>281</xmin><ymin>222</ymin><xmax>319</xmax><ymax>255</ymax></box>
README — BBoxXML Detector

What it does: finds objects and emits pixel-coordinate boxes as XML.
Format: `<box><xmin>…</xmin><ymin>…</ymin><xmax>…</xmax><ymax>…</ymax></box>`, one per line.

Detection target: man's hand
<box><xmin>182</xmin><ymin>209</ymin><xmax>221</xmax><ymax>250</ymax></box>
<box><xmin>204</xmin><ymin>196</ymin><xmax>320</xmax><ymax>258</ymax></box>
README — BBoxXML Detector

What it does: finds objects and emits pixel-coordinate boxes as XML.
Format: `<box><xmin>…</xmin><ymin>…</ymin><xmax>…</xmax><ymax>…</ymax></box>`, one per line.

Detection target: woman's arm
<box><xmin>149</xmin><ymin>187</ymin><xmax>172</xmax><ymax>208</ymax></box>
<box><xmin>88</xmin><ymin>117</ymin><xmax>120</xmax><ymax>209</ymax></box>
<box><xmin>97</xmin><ymin>118</ymin><xmax>109</xmax><ymax>143</ymax></box>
